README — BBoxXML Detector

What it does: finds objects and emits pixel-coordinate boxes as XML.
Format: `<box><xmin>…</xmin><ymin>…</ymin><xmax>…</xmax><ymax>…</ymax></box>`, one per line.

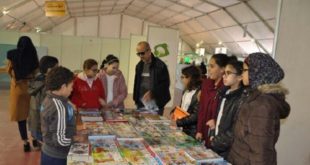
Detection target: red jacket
<box><xmin>197</xmin><ymin>78</ymin><xmax>224</xmax><ymax>147</ymax></box>
<box><xmin>71</xmin><ymin>73</ymin><xmax>105</xmax><ymax>109</ymax></box>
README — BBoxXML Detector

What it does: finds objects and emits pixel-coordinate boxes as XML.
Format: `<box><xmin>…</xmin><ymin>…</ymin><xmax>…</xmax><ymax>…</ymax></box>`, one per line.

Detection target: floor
<box><xmin>0</xmin><ymin>88</ymin><xmax>173</xmax><ymax>165</ymax></box>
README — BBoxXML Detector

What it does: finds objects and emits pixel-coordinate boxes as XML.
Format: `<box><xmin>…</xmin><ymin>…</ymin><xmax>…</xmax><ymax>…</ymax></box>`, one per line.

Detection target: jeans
<box><xmin>40</xmin><ymin>152</ymin><xmax>66</xmax><ymax>165</ymax></box>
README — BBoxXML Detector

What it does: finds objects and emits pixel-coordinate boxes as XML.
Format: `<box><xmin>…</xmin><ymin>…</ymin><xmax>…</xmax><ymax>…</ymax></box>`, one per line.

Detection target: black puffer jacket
<box><xmin>210</xmin><ymin>86</ymin><xmax>244</xmax><ymax>159</ymax></box>
<box><xmin>133</xmin><ymin>54</ymin><xmax>171</xmax><ymax>115</ymax></box>
<box><xmin>175</xmin><ymin>89</ymin><xmax>200</xmax><ymax>138</ymax></box>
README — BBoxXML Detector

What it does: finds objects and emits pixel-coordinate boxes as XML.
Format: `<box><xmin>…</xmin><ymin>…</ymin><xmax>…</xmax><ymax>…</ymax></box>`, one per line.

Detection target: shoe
<box><xmin>24</xmin><ymin>142</ymin><xmax>30</xmax><ymax>152</ymax></box>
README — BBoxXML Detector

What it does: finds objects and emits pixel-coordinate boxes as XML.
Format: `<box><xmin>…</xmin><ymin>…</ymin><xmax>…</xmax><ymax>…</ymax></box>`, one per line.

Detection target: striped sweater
<box><xmin>41</xmin><ymin>91</ymin><xmax>76</xmax><ymax>159</ymax></box>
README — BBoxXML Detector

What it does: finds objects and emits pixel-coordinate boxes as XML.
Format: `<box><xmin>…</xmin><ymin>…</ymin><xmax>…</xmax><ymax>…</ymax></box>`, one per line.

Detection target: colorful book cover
<box><xmin>152</xmin><ymin>145</ymin><xmax>194</xmax><ymax>165</ymax></box>
<box><xmin>81</xmin><ymin>116</ymin><xmax>103</xmax><ymax>122</ymax></box>
<box><xmin>83</xmin><ymin>122</ymin><xmax>114</xmax><ymax>136</ymax></box>
<box><xmin>67</xmin><ymin>159</ymin><xmax>93</xmax><ymax>165</ymax></box>
<box><xmin>164</xmin><ymin>131</ymin><xmax>201</xmax><ymax>147</ymax></box>
<box><xmin>89</xmin><ymin>136</ymin><xmax>124</xmax><ymax>165</ymax></box>
<box><xmin>117</xmin><ymin>138</ymin><xmax>159</xmax><ymax>165</ymax></box>
<box><xmin>108</xmin><ymin>122</ymin><xmax>140</xmax><ymax>138</ymax></box>
<box><xmin>184</xmin><ymin>146</ymin><xmax>224</xmax><ymax>163</ymax></box>
<box><xmin>67</xmin><ymin>143</ymin><xmax>92</xmax><ymax>163</ymax></box>
<box><xmin>103</xmin><ymin>110</ymin><xmax>127</xmax><ymax>122</ymax></box>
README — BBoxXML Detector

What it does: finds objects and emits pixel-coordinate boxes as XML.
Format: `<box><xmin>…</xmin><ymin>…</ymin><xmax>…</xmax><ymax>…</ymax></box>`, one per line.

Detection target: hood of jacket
<box><xmin>255</xmin><ymin>83</ymin><xmax>290</xmax><ymax>119</ymax></box>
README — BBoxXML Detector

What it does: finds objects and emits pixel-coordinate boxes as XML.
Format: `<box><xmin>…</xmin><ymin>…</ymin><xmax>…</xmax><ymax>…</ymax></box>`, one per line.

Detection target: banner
<box><xmin>45</xmin><ymin>1</ymin><xmax>66</xmax><ymax>17</ymax></box>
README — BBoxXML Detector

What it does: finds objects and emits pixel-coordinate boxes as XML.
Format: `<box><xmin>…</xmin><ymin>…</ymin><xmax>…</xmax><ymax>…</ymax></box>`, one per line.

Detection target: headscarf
<box><xmin>244</xmin><ymin>52</ymin><xmax>284</xmax><ymax>89</ymax></box>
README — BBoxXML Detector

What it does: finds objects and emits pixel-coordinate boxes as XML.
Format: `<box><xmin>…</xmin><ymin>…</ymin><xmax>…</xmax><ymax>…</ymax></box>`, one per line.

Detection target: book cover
<box><xmin>117</xmin><ymin>138</ymin><xmax>158</xmax><ymax>165</ymax></box>
<box><xmin>184</xmin><ymin>146</ymin><xmax>224</xmax><ymax>163</ymax></box>
<box><xmin>172</xmin><ymin>106</ymin><xmax>190</xmax><ymax>121</ymax></box>
<box><xmin>81</xmin><ymin>116</ymin><xmax>103</xmax><ymax>122</ymax></box>
<box><xmin>68</xmin><ymin>143</ymin><xmax>90</xmax><ymax>156</ymax></box>
<box><xmin>83</xmin><ymin>122</ymin><xmax>114</xmax><ymax>136</ymax></box>
<box><xmin>152</xmin><ymin>145</ymin><xmax>194</xmax><ymax>165</ymax></box>
<box><xmin>89</xmin><ymin>136</ymin><xmax>124</xmax><ymax>165</ymax></box>
<box><xmin>164</xmin><ymin>131</ymin><xmax>201</xmax><ymax>147</ymax></box>
<box><xmin>108</xmin><ymin>122</ymin><xmax>140</xmax><ymax>138</ymax></box>
<box><xmin>103</xmin><ymin>110</ymin><xmax>127</xmax><ymax>122</ymax></box>
<box><xmin>67</xmin><ymin>159</ymin><xmax>93</xmax><ymax>165</ymax></box>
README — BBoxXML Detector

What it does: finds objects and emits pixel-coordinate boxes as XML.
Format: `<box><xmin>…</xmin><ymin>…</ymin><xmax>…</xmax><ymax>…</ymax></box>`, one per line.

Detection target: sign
<box><xmin>45</xmin><ymin>1</ymin><xmax>66</xmax><ymax>17</ymax></box>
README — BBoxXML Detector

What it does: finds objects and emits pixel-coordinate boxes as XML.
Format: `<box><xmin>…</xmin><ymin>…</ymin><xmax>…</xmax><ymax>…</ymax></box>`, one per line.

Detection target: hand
<box><xmin>206</xmin><ymin>119</ymin><xmax>216</xmax><ymax>129</ymax></box>
<box><xmin>197</xmin><ymin>90</ymin><xmax>201</xmax><ymax>102</ymax></box>
<box><xmin>99</xmin><ymin>98</ymin><xmax>106</xmax><ymax>107</ymax></box>
<box><xmin>142</xmin><ymin>91</ymin><xmax>152</xmax><ymax>102</ymax></box>
<box><xmin>210</xmin><ymin>136</ymin><xmax>214</xmax><ymax>141</ymax></box>
<box><xmin>196</xmin><ymin>132</ymin><xmax>203</xmax><ymax>140</ymax></box>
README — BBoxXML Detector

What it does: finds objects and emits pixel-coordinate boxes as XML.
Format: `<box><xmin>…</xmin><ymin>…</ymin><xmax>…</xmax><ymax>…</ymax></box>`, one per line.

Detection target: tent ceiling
<box><xmin>0</xmin><ymin>0</ymin><xmax>278</xmax><ymax>56</ymax></box>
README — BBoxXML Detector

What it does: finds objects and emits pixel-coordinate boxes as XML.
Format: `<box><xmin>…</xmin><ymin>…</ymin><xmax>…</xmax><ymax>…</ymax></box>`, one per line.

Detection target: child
<box><xmin>228</xmin><ymin>53</ymin><xmax>290</xmax><ymax>165</ymax></box>
<box><xmin>71</xmin><ymin>59</ymin><xmax>106</xmax><ymax>110</ymax></box>
<box><xmin>196</xmin><ymin>54</ymin><xmax>229</xmax><ymax>147</ymax></box>
<box><xmin>41</xmin><ymin>66</ymin><xmax>76</xmax><ymax>165</ymax></box>
<box><xmin>172</xmin><ymin>65</ymin><xmax>201</xmax><ymax>138</ymax></box>
<box><xmin>28</xmin><ymin>55</ymin><xmax>58</xmax><ymax>150</ymax></box>
<box><xmin>209</xmin><ymin>58</ymin><xmax>244</xmax><ymax>159</ymax></box>
<box><xmin>97</xmin><ymin>55</ymin><xmax>127</xmax><ymax>109</ymax></box>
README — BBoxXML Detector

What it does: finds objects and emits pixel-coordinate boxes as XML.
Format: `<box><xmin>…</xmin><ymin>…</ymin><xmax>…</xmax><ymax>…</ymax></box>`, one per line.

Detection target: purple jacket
<box><xmin>97</xmin><ymin>69</ymin><xmax>127</xmax><ymax>109</ymax></box>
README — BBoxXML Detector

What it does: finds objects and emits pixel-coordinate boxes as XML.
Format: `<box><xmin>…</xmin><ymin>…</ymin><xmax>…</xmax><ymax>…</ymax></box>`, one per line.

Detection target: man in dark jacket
<box><xmin>133</xmin><ymin>41</ymin><xmax>171</xmax><ymax>115</ymax></box>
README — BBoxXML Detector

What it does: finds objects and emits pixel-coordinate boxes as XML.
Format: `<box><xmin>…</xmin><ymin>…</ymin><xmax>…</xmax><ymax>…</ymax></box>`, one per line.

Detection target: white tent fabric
<box><xmin>0</xmin><ymin>0</ymin><xmax>278</xmax><ymax>56</ymax></box>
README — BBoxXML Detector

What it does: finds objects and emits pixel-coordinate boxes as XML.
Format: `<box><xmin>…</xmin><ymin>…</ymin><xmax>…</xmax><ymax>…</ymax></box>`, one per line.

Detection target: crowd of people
<box><xmin>4</xmin><ymin>36</ymin><xmax>290</xmax><ymax>165</ymax></box>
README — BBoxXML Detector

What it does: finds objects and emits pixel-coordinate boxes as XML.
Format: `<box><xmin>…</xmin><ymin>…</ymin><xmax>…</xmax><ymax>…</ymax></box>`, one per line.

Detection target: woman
<box><xmin>196</xmin><ymin>54</ymin><xmax>229</xmax><ymax>147</ymax></box>
<box><xmin>97</xmin><ymin>55</ymin><xmax>127</xmax><ymax>109</ymax></box>
<box><xmin>71</xmin><ymin>59</ymin><xmax>105</xmax><ymax>110</ymax></box>
<box><xmin>6</xmin><ymin>36</ymin><xmax>39</xmax><ymax>152</ymax></box>
<box><xmin>228</xmin><ymin>53</ymin><xmax>290</xmax><ymax>164</ymax></box>
<box><xmin>171</xmin><ymin>65</ymin><xmax>201</xmax><ymax>138</ymax></box>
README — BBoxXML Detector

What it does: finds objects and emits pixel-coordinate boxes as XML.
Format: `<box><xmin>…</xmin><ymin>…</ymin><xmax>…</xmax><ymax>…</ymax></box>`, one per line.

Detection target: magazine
<box><xmin>117</xmin><ymin>138</ymin><xmax>158</xmax><ymax>165</ymax></box>
<box><xmin>67</xmin><ymin>159</ymin><xmax>93</xmax><ymax>165</ymax></box>
<box><xmin>89</xmin><ymin>136</ymin><xmax>124</xmax><ymax>165</ymax></box>
<box><xmin>103</xmin><ymin>110</ymin><xmax>127</xmax><ymax>122</ymax></box>
<box><xmin>108</xmin><ymin>122</ymin><xmax>140</xmax><ymax>138</ymax></box>
<box><xmin>184</xmin><ymin>146</ymin><xmax>224</xmax><ymax>163</ymax></box>
<box><xmin>152</xmin><ymin>145</ymin><xmax>194</xmax><ymax>165</ymax></box>
<box><xmin>67</xmin><ymin>143</ymin><xmax>92</xmax><ymax>162</ymax></box>
<box><xmin>81</xmin><ymin>116</ymin><xmax>103</xmax><ymax>122</ymax></box>
<box><xmin>83</xmin><ymin>122</ymin><xmax>114</xmax><ymax>136</ymax></box>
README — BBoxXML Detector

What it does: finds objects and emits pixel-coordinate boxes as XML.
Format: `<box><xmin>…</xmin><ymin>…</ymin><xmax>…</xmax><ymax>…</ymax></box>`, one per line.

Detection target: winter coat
<box><xmin>6</xmin><ymin>60</ymin><xmax>33</xmax><ymax>121</ymax></box>
<box><xmin>133</xmin><ymin>54</ymin><xmax>171</xmax><ymax>115</ymax></box>
<box><xmin>97</xmin><ymin>69</ymin><xmax>127</xmax><ymax>109</ymax></box>
<box><xmin>197</xmin><ymin>78</ymin><xmax>224</xmax><ymax>147</ymax></box>
<box><xmin>210</xmin><ymin>86</ymin><xmax>244</xmax><ymax>159</ymax></box>
<box><xmin>71</xmin><ymin>72</ymin><xmax>105</xmax><ymax>109</ymax></box>
<box><xmin>28</xmin><ymin>73</ymin><xmax>46</xmax><ymax>139</ymax></box>
<box><xmin>228</xmin><ymin>84</ymin><xmax>290</xmax><ymax>165</ymax></box>
<box><xmin>175</xmin><ymin>89</ymin><xmax>200</xmax><ymax>138</ymax></box>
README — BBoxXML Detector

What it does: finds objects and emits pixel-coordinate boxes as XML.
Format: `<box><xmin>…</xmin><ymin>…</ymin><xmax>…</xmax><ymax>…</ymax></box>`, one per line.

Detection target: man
<box><xmin>133</xmin><ymin>41</ymin><xmax>171</xmax><ymax>115</ymax></box>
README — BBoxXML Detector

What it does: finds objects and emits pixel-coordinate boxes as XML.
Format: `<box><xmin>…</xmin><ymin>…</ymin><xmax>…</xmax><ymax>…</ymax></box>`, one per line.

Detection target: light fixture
<box><xmin>250</xmin><ymin>38</ymin><xmax>255</xmax><ymax>42</ymax></box>
<box><xmin>2</xmin><ymin>8</ymin><xmax>10</xmax><ymax>15</ymax></box>
<box><xmin>218</xmin><ymin>41</ymin><xmax>223</xmax><ymax>45</ymax></box>
<box><xmin>35</xmin><ymin>27</ymin><xmax>41</xmax><ymax>33</ymax></box>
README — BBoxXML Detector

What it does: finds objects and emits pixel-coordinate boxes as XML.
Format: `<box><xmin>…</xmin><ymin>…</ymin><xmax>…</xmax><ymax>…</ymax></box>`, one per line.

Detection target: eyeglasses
<box><xmin>224</xmin><ymin>71</ymin><xmax>238</xmax><ymax>76</ymax></box>
<box><xmin>136</xmin><ymin>49</ymin><xmax>149</xmax><ymax>56</ymax></box>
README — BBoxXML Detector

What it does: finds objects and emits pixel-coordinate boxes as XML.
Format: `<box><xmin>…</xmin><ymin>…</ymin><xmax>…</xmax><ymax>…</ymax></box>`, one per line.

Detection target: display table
<box><xmin>68</xmin><ymin>109</ymin><xmax>227</xmax><ymax>165</ymax></box>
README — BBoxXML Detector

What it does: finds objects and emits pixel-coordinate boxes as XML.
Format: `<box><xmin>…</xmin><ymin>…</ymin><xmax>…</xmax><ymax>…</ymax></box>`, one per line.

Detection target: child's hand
<box><xmin>196</xmin><ymin>132</ymin><xmax>203</xmax><ymax>140</ymax></box>
<box><xmin>99</xmin><ymin>98</ymin><xmax>106</xmax><ymax>106</ymax></box>
<box><xmin>210</xmin><ymin>136</ymin><xmax>215</xmax><ymax>141</ymax></box>
<box><xmin>142</xmin><ymin>91</ymin><xmax>152</xmax><ymax>102</ymax></box>
<box><xmin>206</xmin><ymin>119</ymin><xmax>216</xmax><ymax>129</ymax></box>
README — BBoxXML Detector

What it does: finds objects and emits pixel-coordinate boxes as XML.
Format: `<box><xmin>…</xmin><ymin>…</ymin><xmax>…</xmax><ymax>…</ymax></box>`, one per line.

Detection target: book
<box><xmin>81</xmin><ymin>116</ymin><xmax>103</xmax><ymax>122</ymax></box>
<box><xmin>152</xmin><ymin>145</ymin><xmax>194</xmax><ymax>165</ymax></box>
<box><xmin>79</xmin><ymin>108</ymin><xmax>100</xmax><ymax>115</ymax></box>
<box><xmin>108</xmin><ymin>122</ymin><xmax>140</xmax><ymax>138</ymax></box>
<box><xmin>172</xmin><ymin>106</ymin><xmax>190</xmax><ymax>121</ymax></box>
<box><xmin>103</xmin><ymin>110</ymin><xmax>127</xmax><ymax>122</ymax></box>
<box><xmin>184</xmin><ymin>146</ymin><xmax>224</xmax><ymax>164</ymax></box>
<box><xmin>67</xmin><ymin>159</ymin><xmax>93</xmax><ymax>165</ymax></box>
<box><xmin>89</xmin><ymin>136</ymin><xmax>124</xmax><ymax>165</ymax></box>
<box><xmin>83</xmin><ymin>122</ymin><xmax>114</xmax><ymax>136</ymax></box>
<box><xmin>67</xmin><ymin>143</ymin><xmax>92</xmax><ymax>163</ymax></box>
<box><xmin>164</xmin><ymin>131</ymin><xmax>201</xmax><ymax>147</ymax></box>
<box><xmin>117</xmin><ymin>138</ymin><xmax>159</xmax><ymax>165</ymax></box>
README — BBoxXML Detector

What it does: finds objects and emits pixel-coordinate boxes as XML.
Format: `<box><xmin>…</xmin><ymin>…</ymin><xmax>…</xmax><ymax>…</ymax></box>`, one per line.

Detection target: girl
<box><xmin>28</xmin><ymin>55</ymin><xmax>59</xmax><ymax>150</ymax></box>
<box><xmin>71</xmin><ymin>59</ymin><xmax>106</xmax><ymax>110</ymax></box>
<box><xmin>6</xmin><ymin>36</ymin><xmax>39</xmax><ymax>152</ymax></box>
<box><xmin>97</xmin><ymin>55</ymin><xmax>127</xmax><ymax>109</ymax></box>
<box><xmin>172</xmin><ymin>65</ymin><xmax>201</xmax><ymax>138</ymax></box>
<box><xmin>196</xmin><ymin>54</ymin><xmax>229</xmax><ymax>147</ymax></box>
<box><xmin>228</xmin><ymin>53</ymin><xmax>290</xmax><ymax>164</ymax></box>
<box><xmin>209</xmin><ymin>58</ymin><xmax>244</xmax><ymax>159</ymax></box>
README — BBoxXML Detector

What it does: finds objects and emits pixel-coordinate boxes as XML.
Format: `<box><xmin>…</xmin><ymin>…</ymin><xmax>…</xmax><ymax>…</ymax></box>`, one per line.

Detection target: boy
<box><xmin>40</xmin><ymin>66</ymin><xmax>75</xmax><ymax>165</ymax></box>
<box><xmin>28</xmin><ymin>55</ymin><xmax>59</xmax><ymax>150</ymax></box>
